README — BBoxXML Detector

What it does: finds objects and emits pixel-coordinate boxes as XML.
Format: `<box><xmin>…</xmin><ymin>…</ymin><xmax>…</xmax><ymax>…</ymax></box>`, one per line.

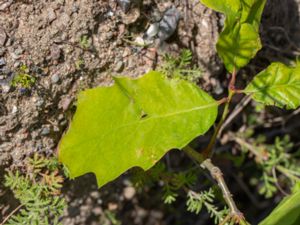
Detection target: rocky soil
<box><xmin>1</xmin><ymin>0</ymin><xmax>300</xmax><ymax>224</ymax></box>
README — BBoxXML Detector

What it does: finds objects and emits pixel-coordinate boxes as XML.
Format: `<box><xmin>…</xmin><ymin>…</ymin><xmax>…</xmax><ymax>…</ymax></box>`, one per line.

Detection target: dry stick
<box><xmin>0</xmin><ymin>204</ymin><xmax>23</xmax><ymax>225</ymax></box>
<box><xmin>219</xmin><ymin>95</ymin><xmax>252</xmax><ymax>137</ymax></box>
<box><xmin>234</xmin><ymin>137</ymin><xmax>300</xmax><ymax>183</ymax></box>
<box><xmin>183</xmin><ymin>146</ymin><xmax>249</xmax><ymax>225</ymax></box>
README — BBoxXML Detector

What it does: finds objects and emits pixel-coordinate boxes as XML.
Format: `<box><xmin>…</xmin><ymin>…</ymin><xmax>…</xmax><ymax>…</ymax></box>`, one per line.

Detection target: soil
<box><xmin>1</xmin><ymin>0</ymin><xmax>300</xmax><ymax>224</ymax></box>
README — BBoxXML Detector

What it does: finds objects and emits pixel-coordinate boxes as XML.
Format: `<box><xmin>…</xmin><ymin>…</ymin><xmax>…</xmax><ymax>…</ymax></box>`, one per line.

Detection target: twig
<box><xmin>219</xmin><ymin>214</ymin><xmax>231</xmax><ymax>225</ymax></box>
<box><xmin>201</xmin><ymin>159</ymin><xmax>242</xmax><ymax>217</ymax></box>
<box><xmin>1</xmin><ymin>204</ymin><xmax>23</xmax><ymax>225</ymax></box>
<box><xmin>219</xmin><ymin>95</ymin><xmax>252</xmax><ymax>136</ymax></box>
<box><xmin>272</xmin><ymin>166</ymin><xmax>289</xmax><ymax>196</ymax></box>
<box><xmin>183</xmin><ymin>147</ymin><xmax>249</xmax><ymax>224</ymax></box>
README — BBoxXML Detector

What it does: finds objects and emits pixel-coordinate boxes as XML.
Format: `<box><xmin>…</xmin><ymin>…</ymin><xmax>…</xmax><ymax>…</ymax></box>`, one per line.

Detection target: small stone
<box><xmin>47</xmin><ymin>8</ymin><xmax>57</xmax><ymax>23</ymax></box>
<box><xmin>90</xmin><ymin>191</ymin><xmax>100</xmax><ymax>199</ymax></box>
<box><xmin>35</xmin><ymin>98</ymin><xmax>44</xmax><ymax>107</ymax></box>
<box><xmin>92</xmin><ymin>207</ymin><xmax>102</xmax><ymax>216</ymax></box>
<box><xmin>41</xmin><ymin>127</ymin><xmax>50</xmax><ymax>136</ymax></box>
<box><xmin>11</xmin><ymin>105</ymin><xmax>17</xmax><ymax>114</ymax></box>
<box><xmin>117</xmin><ymin>0</ymin><xmax>131</xmax><ymax>13</ymax></box>
<box><xmin>114</xmin><ymin>61</ymin><xmax>124</xmax><ymax>72</ymax></box>
<box><xmin>51</xmin><ymin>74</ymin><xmax>60</xmax><ymax>83</ymax></box>
<box><xmin>158</xmin><ymin>6</ymin><xmax>181</xmax><ymax>42</ymax></box>
<box><xmin>0</xmin><ymin>58</ymin><xmax>5</xmax><ymax>66</ymax></box>
<box><xmin>0</xmin><ymin>0</ymin><xmax>13</xmax><ymax>11</ymax></box>
<box><xmin>50</xmin><ymin>45</ymin><xmax>61</xmax><ymax>61</ymax></box>
<box><xmin>59</xmin><ymin>97</ymin><xmax>72</xmax><ymax>111</ymax></box>
<box><xmin>123</xmin><ymin>186</ymin><xmax>136</xmax><ymax>200</ymax></box>
<box><xmin>0</xmin><ymin>28</ymin><xmax>7</xmax><ymax>46</ymax></box>
<box><xmin>1</xmin><ymin>82</ymin><xmax>10</xmax><ymax>93</ymax></box>
<box><xmin>14</xmin><ymin>47</ymin><xmax>23</xmax><ymax>56</ymax></box>
<box><xmin>11</xmin><ymin>52</ymin><xmax>21</xmax><ymax>60</ymax></box>
<box><xmin>108</xmin><ymin>202</ymin><xmax>118</xmax><ymax>211</ymax></box>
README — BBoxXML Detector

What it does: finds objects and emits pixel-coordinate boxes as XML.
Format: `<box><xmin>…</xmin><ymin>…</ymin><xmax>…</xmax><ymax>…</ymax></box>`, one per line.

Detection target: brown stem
<box><xmin>183</xmin><ymin>147</ymin><xmax>249</xmax><ymax>224</ymax></box>
<box><xmin>201</xmin><ymin>159</ymin><xmax>242</xmax><ymax>216</ymax></box>
<box><xmin>1</xmin><ymin>204</ymin><xmax>23</xmax><ymax>225</ymax></box>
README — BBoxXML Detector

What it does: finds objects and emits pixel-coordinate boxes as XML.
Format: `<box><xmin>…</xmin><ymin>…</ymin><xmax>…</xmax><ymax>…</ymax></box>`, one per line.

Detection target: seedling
<box><xmin>3</xmin><ymin>154</ymin><xmax>66</xmax><ymax>225</ymax></box>
<box><xmin>11</xmin><ymin>64</ymin><xmax>35</xmax><ymax>89</ymax></box>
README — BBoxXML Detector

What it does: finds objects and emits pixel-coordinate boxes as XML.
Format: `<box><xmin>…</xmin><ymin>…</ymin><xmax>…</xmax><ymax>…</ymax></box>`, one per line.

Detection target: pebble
<box><xmin>108</xmin><ymin>202</ymin><xmax>118</xmax><ymax>210</ymax></box>
<box><xmin>47</xmin><ymin>8</ymin><xmax>57</xmax><ymax>23</ymax></box>
<box><xmin>50</xmin><ymin>45</ymin><xmax>61</xmax><ymax>61</ymax></box>
<box><xmin>114</xmin><ymin>61</ymin><xmax>124</xmax><ymax>72</ymax></box>
<box><xmin>1</xmin><ymin>82</ymin><xmax>10</xmax><ymax>93</ymax></box>
<box><xmin>0</xmin><ymin>58</ymin><xmax>5</xmax><ymax>66</ymax></box>
<box><xmin>11</xmin><ymin>105</ymin><xmax>17</xmax><ymax>114</ymax></box>
<box><xmin>117</xmin><ymin>0</ymin><xmax>131</xmax><ymax>13</ymax></box>
<box><xmin>123</xmin><ymin>186</ymin><xmax>136</xmax><ymax>200</ymax></box>
<box><xmin>41</xmin><ymin>127</ymin><xmax>50</xmax><ymax>136</ymax></box>
<box><xmin>51</xmin><ymin>74</ymin><xmax>60</xmax><ymax>83</ymax></box>
<box><xmin>158</xmin><ymin>6</ymin><xmax>181</xmax><ymax>42</ymax></box>
<box><xmin>0</xmin><ymin>28</ymin><xmax>7</xmax><ymax>46</ymax></box>
<box><xmin>90</xmin><ymin>191</ymin><xmax>100</xmax><ymax>199</ymax></box>
<box><xmin>92</xmin><ymin>207</ymin><xmax>102</xmax><ymax>216</ymax></box>
<box><xmin>0</xmin><ymin>0</ymin><xmax>13</xmax><ymax>11</ymax></box>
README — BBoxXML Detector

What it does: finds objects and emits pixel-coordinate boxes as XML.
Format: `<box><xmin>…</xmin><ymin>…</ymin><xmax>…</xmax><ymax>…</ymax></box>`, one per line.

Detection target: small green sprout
<box><xmin>11</xmin><ymin>64</ymin><xmax>35</xmax><ymax>89</ymax></box>
<box><xmin>79</xmin><ymin>35</ymin><xmax>91</xmax><ymax>49</ymax></box>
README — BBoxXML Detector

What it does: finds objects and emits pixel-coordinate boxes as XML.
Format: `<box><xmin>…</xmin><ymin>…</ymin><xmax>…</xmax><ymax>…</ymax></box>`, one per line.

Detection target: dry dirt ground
<box><xmin>1</xmin><ymin>0</ymin><xmax>300</xmax><ymax>224</ymax></box>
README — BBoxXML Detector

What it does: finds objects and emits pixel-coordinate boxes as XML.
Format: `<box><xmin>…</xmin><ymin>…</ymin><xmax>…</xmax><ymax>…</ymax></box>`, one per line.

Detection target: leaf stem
<box><xmin>202</xmin><ymin>68</ymin><xmax>238</xmax><ymax>158</ymax></box>
<box><xmin>276</xmin><ymin>165</ymin><xmax>300</xmax><ymax>182</ymax></box>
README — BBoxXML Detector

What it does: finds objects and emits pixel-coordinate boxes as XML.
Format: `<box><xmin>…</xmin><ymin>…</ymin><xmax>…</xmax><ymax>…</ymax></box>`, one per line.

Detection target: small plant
<box><xmin>3</xmin><ymin>153</ymin><xmax>66</xmax><ymax>225</ymax></box>
<box><xmin>75</xmin><ymin>58</ymin><xmax>85</xmax><ymax>70</ymax></box>
<box><xmin>79</xmin><ymin>35</ymin><xmax>91</xmax><ymax>49</ymax></box>
<box><xmin>159</xmin><ymin>49</ymin><xmax>202</xmax><ymax>83</ymax></box>
<box><xmin>11</xmin><ymin>64</ymin><xmax>35</xmax><ymax>89</ymax></box>
<box><xmin>186</xmin><ymin>189</ymin><xmax>228</xmax><ymax>224</ymax></box>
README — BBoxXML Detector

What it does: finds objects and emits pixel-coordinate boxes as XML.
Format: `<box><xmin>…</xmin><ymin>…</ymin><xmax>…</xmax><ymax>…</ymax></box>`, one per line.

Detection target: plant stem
<box><xmin>183</xmin><ymin>147</ymin><xmax>249</xmax><ymax>224</ymax></box>
<box><xmin>202</xmin><ymin>68</ymin><xmax>237</xmax><ymax>158</ymax></box>
<box><xmin>276</xmin><ymin>165</ymin><xmax>300</xmax><ymax>182</ymax></box>
<box><xmin>1</xmin><ymin>204</ymin><xmax>23</xmax><ymax>225</ymax></box>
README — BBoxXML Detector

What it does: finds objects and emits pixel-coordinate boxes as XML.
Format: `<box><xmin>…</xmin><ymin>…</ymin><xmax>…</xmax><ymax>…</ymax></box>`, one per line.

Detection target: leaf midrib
<box><xmin>64</xmin><ymin>101</ymin><xmax>217</xmax><ymax>151</ymax></box>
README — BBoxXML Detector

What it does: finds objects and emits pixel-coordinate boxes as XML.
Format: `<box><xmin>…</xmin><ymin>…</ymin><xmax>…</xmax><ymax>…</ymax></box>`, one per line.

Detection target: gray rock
<box><xmin>0</xmin><ymin>58</ymin><xmax>5</xmax><ymax>66</ymax></box>
<box><xmin>114</xmin><ymin>61</ymin><xmax>124</xmax><ymax>72</ymax></box>
<box><xmin>51</xmin><ymin>74</ymin><xmax>60</xmax><ymax>83</ymax></box>
<box><xmin>0</xmin><ymin>81</ymin><xmax>10</xmax><ymax>93</ymax></box>
<box><xmin>117</xmin><ymin>0</ymin><xmax>131</xmax><ymax>13</ymax></box>
<box><xmin>158</xmin><ymin>6</ymin><xmax>181</xmax><ymax>42</ymax></box>
<box><xmin>0</xmin><ymin>28</ymin><xmax>7</xmax><ymax>46</ymax></box>
<box><xmin>41</xmin><ymin>127</ymin><xmax>50</xmax><ymax>136</ymax></box>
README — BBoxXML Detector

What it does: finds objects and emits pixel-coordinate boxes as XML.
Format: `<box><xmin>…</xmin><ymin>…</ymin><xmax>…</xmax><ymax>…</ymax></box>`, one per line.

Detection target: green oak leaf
<box><xmin>58</xmin><ymin>71</ymin><xmax>218</xmax><ymax>187</ymax></box>
<box><xmin>245</xmin><ymin>62</ymin><xmax>300</xmax><ymax>109</ymax></box>
<box><xmin>200</xmin><ymin>0</ymin><xmax>266</xmax><ymax>72</ymax></box>
<box><xmin>259</xmin><ymin>189</ymin><xmax>300</xmax><ymax>225</ymax></box>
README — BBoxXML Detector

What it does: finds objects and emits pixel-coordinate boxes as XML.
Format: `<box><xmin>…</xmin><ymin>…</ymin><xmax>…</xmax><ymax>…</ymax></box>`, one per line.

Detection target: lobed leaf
<box><xmin>200</xmin><ymin>0</ymin><xmax>266</xmax><ymax>72</ymax></box>
<box><xmin>259</xmin><ymin>189</ymin><xmax>300</xmax><ymax>225</ymax></box>
<box><xmin>245</xmin><ymin>62</ymin><xmax>300</xmax><ymax>109</ymax></box>
<box><xmin>58</xmin><ymin>71</ymin><xmax>218</xmax><ymax>187</ymax></box>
